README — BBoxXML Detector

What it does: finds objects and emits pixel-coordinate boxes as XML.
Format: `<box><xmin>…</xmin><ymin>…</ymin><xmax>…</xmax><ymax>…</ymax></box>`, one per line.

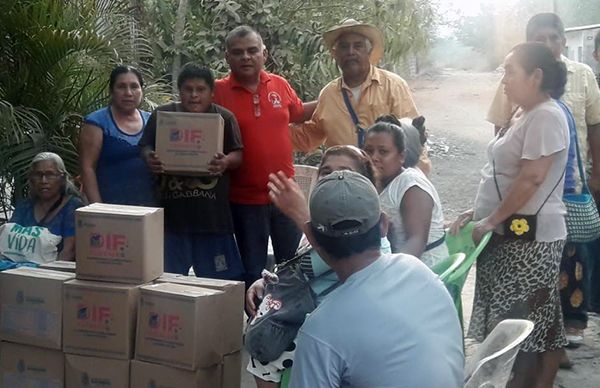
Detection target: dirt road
<box><xmin>413</xmin><ymin>69</ymin><xmax>600</xmax><ymax>388</ymax></box>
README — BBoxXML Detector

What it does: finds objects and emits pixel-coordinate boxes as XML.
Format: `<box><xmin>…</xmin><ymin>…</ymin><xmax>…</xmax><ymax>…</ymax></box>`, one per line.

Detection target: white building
<box><xmin>565</xmin><ymin>24</ymin><xmax>600</xmax><ymax>73</ymax></box>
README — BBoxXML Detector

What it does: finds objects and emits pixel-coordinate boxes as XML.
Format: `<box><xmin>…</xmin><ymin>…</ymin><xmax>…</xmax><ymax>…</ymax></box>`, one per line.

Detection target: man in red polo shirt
<box><xmin>214</xmin><ymin>25</ymin><xmax>313</xmax><ymax>286</ymax></box>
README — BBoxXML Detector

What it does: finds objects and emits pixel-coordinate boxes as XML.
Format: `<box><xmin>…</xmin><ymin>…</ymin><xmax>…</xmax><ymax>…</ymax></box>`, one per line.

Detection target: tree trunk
<box><xmin>172</xmin><ymin>0</ymin><xmax>189</xmax><ymax>95</ymax></box>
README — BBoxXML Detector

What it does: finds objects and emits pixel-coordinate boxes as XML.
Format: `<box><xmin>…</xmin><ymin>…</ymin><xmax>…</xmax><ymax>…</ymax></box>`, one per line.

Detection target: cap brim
<box><xmin>322</xmin><ymin>24</ymin><xmax>384</xmax><ymax>64</ymax></box>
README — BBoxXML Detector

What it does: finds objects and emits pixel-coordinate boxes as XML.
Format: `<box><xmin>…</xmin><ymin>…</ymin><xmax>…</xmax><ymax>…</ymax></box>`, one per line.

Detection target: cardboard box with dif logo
<box><xmin>0</xmin><ymin>341</ymin><xmax>64</xmax><ymax>388</ymax></box>
<box><xmin>62</xmin><ymin>279</ymin><xmax>139</xmax><ymax>359</ymax></box>
<box><xmin>156</xmin><ymin>110</ymin><xmax>224</xmax><ymax>174</ymax></box>
<box><xmin>135</xmin><ymin>283</ymin><xmax>226</xmax><ymax>370</ymax></box>
<box><xmin>0</xmin><ymin>267</ymin><xmax>74</xmax><ymax>350</ymax></box>
<box><xmin>130</xmin><ymin>359</ymin><xmax>221</xmax><ymax>388</ymax></box>
<box><xmin>75</xmin><ymin>203</ymin><xmax>163</xmax><ymax>284</ymax></box>
<box><xmin>65</xmin><ymin>354</ymin><xmax>130</xmax><ymax>388</ymax></box>
<box><xmin>156</xmin><ymin>273</ymin><xmax>244</xmax><ymax>354</ymax></box>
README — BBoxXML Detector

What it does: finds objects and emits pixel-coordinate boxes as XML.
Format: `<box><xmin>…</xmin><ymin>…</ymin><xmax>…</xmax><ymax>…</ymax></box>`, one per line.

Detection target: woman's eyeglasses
<box><xmin>30</xmin><ymin>172</ymin><xmax>64</xmax><ymax>182</ymax></box>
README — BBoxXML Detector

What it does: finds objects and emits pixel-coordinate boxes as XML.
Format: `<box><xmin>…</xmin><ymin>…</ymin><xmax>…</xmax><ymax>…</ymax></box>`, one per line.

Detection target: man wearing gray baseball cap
<box><xmin>289</xmin><ymin>170</ymin><xmax>464</xmax><ymax>388</ymax></box>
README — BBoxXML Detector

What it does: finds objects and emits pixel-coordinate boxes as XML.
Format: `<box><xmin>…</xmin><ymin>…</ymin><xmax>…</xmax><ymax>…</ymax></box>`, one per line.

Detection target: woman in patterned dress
<box><xmin>451</xmin><ymin>42</ymin><xmax>569</xmax><ymax>387</ymax></box>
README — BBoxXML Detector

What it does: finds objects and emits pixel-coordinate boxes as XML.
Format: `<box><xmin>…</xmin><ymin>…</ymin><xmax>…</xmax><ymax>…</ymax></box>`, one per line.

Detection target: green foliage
<box><xmin>141</xmin><ymin>0</ymin><xmax>437</xmax><ymax>99</ymax></box>
<box><xmin>0</xmin><ymin>0</ymin><xmax>157</xmax><ymax>218</ymax></box>
<box><xmin>0</xmin><ymin>0</ymin><xmax>436</xmax><ymax>220</ymax></box>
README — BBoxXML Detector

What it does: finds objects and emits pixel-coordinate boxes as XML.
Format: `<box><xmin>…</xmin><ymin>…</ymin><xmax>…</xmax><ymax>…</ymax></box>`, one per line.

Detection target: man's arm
<box><xmin>289</xmin><ymin>121</ymin><xmax>326</xmax><ymax>153</ymax></box>
<box><xmin>301</xmin><ymin>101</ymin><xmax>317</xmax><ymax>121</ymax></box>
<box><xmin>289</xmin><ymin>330</ymin><xmax>344</xmax><ymax>388</ymax></box>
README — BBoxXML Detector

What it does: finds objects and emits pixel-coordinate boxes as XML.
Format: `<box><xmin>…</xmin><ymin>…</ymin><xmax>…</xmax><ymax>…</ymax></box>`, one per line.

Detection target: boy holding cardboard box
<box><xmin>140</xmin><ymin>64</ymin><xmax>244</xmax><ymax>280</ymax></box>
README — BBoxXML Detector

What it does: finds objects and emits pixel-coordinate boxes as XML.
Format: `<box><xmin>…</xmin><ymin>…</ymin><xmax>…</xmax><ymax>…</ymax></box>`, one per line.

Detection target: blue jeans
<box><xmin>164</xmin><ymin>231</ymin><xmax>244</xmax><ymax>281</ymax></box>
<box><xmin>231</xmin><ymin>203</ymin><xmax>302</xmax><ymax>287</ymax></box>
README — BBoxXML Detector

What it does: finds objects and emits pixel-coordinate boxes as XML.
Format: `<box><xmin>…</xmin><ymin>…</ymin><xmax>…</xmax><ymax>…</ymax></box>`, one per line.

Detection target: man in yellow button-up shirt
<box><xmin>291</xmin><ymin>19</ymin><xmax>420</xmax><ymax>154</ymax></box>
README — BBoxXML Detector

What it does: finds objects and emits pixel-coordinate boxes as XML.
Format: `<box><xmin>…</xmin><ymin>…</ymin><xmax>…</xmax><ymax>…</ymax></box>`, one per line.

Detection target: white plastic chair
<box><xmin>294</xmin><ymin>165</ymin><xmax>318</xmax><ymax>203</ymax></box>
<box><xmin>464</xmin><ymin>319</ymin><xmax>535</xmax><ymax>388</ymax></box>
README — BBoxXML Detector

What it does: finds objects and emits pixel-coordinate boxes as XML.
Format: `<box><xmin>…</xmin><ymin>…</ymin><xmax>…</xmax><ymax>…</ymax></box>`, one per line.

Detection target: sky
<box><xmin>438</xmin><ymin>0</ymin><xmax>483</xmax><ymax>17</ymax></box>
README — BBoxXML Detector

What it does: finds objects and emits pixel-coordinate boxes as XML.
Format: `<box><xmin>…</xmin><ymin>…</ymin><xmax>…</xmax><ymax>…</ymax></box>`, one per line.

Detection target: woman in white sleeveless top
<box><xmin>364</xmin><ymin>119</ymin><xmax>447</xmax><ymax>267</ymax></box>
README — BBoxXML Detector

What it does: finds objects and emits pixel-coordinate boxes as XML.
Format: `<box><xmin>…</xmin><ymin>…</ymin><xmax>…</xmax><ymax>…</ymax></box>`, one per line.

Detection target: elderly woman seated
<box><xmin>8</xmin><ymin>152</ymin><xmax>84</xmax><ymax>261</ymax></box>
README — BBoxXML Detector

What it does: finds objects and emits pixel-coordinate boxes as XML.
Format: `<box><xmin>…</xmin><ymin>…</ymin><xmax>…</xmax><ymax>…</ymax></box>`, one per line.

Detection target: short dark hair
<box><xmin>366</xmin><ymin>121</ymin><xmax>406</xmax><ymax>153</ymax></box>
<box><xmin>310</xmin><ymin>220</ymin><xmax>381</xmax><ymax>260</ymax></box>
<box><xmin>109</xmin><ymin>65</ymin><xmax>144</xmax><ymax>91</ymax></box>
<box><xmin>225</xmin><ymin>25</ymin><xmax>263</xmax><ymax>50</ymax></box>
<box><xmin>177</xmin><ymin>64</ymin><xmax>215</xmax><ymax>90</ymax></box>
<box><xmin>526</xmin><ymin>13</ymin><xmax>565</xmax><ymax>41</ymax></box>
<box><xmin>510</xmin><ymin>42</ymin><xmax>567</xmax><ymax>99</ymax></box>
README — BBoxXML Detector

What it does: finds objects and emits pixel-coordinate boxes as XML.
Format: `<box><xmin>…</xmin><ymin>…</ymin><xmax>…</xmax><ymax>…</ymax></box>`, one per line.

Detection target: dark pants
<box><xmin>560</xmin><ymin>243</ymin><xmax>588</xmax><ymax>329</ymax></box>
<box><xmin>163</xmin><ymin>231</ymin><xmax>244</xmax><ymax>281</ymax></box>
<box><xmin>231</xmin><ymin>203</ymin><xmax>302</xmax><ymax>287</ymax></box>
<box><xmin>559</xmin><ymin>237</ymin><xmax>600</xmax><ymax>329</ymax></box>
<box><xmin>588</xmin><ymin>237</ymin><xmax>600</xmax><ymax>313</ymax></box>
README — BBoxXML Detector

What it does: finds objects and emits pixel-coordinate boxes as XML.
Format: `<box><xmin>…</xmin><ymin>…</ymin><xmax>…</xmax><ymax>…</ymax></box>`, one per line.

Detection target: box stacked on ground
<box><xmin>156</xmin><ymin>273</ymin><xmax>245</xmax><ymax>355</ymax></box>
<box><xmin>0</xmin><ymin>341</ymin><xmax>64</xmax><ymax>388</ymax></box>
<box><xmin>65</xmin><ymin>354</ymin><xmax>130</xmax><ymax>387</ymax></box>
<box><xmin>135</xmin><ymin>282</ymin><xmax>225</xmax><ymax>370</ymax></box>
<box><xmin>63</xmin><ymin>279</ymin><xmax>139</xmax><ymax>359</ymax></box>
<box><xmin>0</xmin><ymin>267</ymin><xmax>75</xmax><ymax>350</ymax></box>
<box><xmin>75</xmin><ymin>203</ymin><xmax>163</xmax><ymax>284</ymax></box>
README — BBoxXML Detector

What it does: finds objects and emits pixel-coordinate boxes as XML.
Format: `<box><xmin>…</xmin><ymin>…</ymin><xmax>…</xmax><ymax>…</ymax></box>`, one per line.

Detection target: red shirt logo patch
<box><xmin>268</xmin><ymin>92</ymin><xmax>282</xmax><ymax>108</ymax></box>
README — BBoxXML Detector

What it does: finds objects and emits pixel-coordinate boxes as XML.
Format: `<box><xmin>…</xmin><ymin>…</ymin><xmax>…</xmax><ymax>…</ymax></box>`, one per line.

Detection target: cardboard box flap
<box><xmin>159</xmin><ymin>273</ymin><xmax>243</xmax><ymax>291</ymax></box>
<box><xmin>1</xmin><ymin>267</ymin><xmax>75</xmax><ymax>281</ymax></box>
<box><xmin>141</xmin><ymin>283</ymin><xmax>223</xmax><ymax>298</ymax></box>
<box><xmin>77</xmin><ymin>203</ymin><xmax>162</xmax><ymax>216</ymax></box>
<box><xmin>158</xmin><ymin>110</ymin><xmax>225</xmax><ymax>122</ymax></box>
<box><xmin>39</xmin><ymin>260</ymin><xmax>76</xmax><ymax>272</ymax></box>
<box><xmin>65</xmin><ymin>279</ymin><xmax>141</xmax><ymax>291</ymax></box>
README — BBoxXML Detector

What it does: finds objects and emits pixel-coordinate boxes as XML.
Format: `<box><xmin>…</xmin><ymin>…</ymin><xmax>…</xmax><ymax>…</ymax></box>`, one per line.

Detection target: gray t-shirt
<box><xmin>474</xmin><ymin>100</ymin><xmax>568</xmax><ymax>242</ymax></box>
<box><xmin>289</xmin><ymin>253</ymin><xmax>464</xmax><ymax>388</ymax></box>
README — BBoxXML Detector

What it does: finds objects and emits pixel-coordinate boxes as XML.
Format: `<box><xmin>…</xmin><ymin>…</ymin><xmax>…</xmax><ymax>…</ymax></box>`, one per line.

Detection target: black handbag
<box><xmin>244</xmin><ymin>244</ymin><xmax>338</xmax><ymax>362</ymax></box>
<box><xmin>493</xmin><ymin>160</ymin><xmax>564</xmax><ymax>241</ymax></box>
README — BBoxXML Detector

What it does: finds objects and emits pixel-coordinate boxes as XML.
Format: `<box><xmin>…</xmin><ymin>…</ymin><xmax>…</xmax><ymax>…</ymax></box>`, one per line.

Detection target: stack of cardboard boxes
<box><xmin>0</xmin><ymin>266</ymin><xmax>74</xmax><ymax>386</ymax></box>
<box><xmin>0</xmin><ymin>203</ymin><xmax>244</xmax><ymax>387</ymax></box>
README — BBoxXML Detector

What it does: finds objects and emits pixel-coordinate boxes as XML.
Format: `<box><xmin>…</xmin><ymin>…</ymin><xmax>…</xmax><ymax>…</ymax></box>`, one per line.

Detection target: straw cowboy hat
<box><xmin>322</xmin><ymin>19</ymin><xmax>384</xmax><ymax>64</ymax></box>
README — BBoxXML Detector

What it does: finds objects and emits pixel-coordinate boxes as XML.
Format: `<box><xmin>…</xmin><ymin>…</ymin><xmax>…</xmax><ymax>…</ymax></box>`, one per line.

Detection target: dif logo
<box><xmin>77</xmin><ymin>304</ymin><xmax>111</xmax><ymax>324</ymax></box>
<box><xmin>90</xmin><ymin>233</ymin><xmax>127</xmax><ymax>257</ymax></box>
<box><xmin>169</xmin><ymin>129</ymin><xmax>203</xmax><ymax>144</ymax></box>
<box><xmin>149</xmin><ymin>312</ymin><xmax>180</xmax><ymax>334</ymax></box>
